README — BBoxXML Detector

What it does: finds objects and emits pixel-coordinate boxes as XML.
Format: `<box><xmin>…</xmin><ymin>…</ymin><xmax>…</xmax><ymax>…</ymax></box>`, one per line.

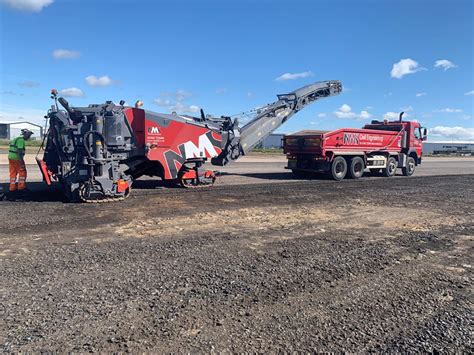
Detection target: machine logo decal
<box><xmin>148</xmin><ymin>126</ymin><xmax>160</xmax><ymax>134</ymax></box>
<box><xmin>183</xmin><ymin>133</ymin><xmax>218</xmax><ymax>159</ymax></box>
<box><xmin>164</xmin><ymin>131</ymin><xmax>221</xmax><ymax>178</ymax></box>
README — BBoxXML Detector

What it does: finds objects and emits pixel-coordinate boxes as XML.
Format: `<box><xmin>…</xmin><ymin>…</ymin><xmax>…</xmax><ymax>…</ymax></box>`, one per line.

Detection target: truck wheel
<box><xmin>330</xmin><ymin>156</ymin><xmax>347</xmax><ymax>181</ymax></box>
<box><xmin>402</xmin><ymin>157</ymin><xmax>416</xmax><ymax>176</ymax></box>
<box><xmin>349</xmin><ymin>157</ymin><xmax>365</xmax><ymax>179</ymax></box>
<box><xmin>383</xmin><ymin>157</ymin><xmax>397</xmax><ymax>177</ymax></box>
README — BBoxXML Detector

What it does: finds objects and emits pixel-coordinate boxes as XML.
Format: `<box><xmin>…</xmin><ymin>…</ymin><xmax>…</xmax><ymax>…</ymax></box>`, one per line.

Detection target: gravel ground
<box><xmin>0</xmin><ymin>175</ymin><xmax>473</xmax><ymax>352</ymax></box>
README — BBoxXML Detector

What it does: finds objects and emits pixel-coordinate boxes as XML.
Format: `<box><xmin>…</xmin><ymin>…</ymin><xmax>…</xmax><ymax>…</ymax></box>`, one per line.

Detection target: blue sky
<box><xmin>0</xmin><ymin>0</ymin><xmax>472</xmax><ymax>140</ymax></box>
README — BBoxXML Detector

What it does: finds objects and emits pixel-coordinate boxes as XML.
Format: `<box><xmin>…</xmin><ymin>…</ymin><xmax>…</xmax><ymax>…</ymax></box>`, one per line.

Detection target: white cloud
<box><xmin>429</xmin><ymin>126</ymin><xmax>474</xmax><ymax>140</ymax></box>
<box><xmin>436</xmin><ymin>108</ymin><xmax>463</xmax><ymax>113</ymax></box>
<box><xmin>384</xmin><ymin>112</ymin><xmax>401</xmax><ymax>120</ymax></box>
<box><xmin>3</xmin><ymin>0</ymin><xmax>53</xmax><ymax>12</ymax></box>
<box><xmin>154</xmin><ymin>90</ymin><xmax>199</xmax><ymax>113</ymax></box>
<box><xmin>434</xmin><ymin>59</ymin><xmax>457</xmax><ymax>71</ymax></box>
<box><xmin>175</xmin><ymin>90</ymin><xmax>192</xmax><ymax>101</ymax></box>
<box><xmin>17</xmin><ymin>80</ymin><xmax>40</xmax><ymax>88</ymax></box>
<box><xmin>334</xmin><ymin>104</ymin><xmax>372</xmax><ymax>120</ymax></box>
<box><xmin>172</xmin><ymin>103</ymin><xmax>200</xmax><ymax>113</ymax></box>
<box><xmin>461</xmin><ymin>115</ymin><xmax>472</xmax><ymax>120</ymax></box>
<box><xmin>153</xmin><ymin>98</ymin><xmax>172</xmax><ymax>107</ymax></box>
<box><xmin>339</xmin><ymin>104</ymin><xmax>351</xmax><ymax>113</ymax></box>
<box><xmin>247</xmin><ymin>92</ymin><xmax>253</xmax><ymax>98</ymax></box>
<box><xmin>401</xmin><ymin>105</ymin><xmax>414</xmax><ymax>112</ymax></box>
<box><xmin>0</xmin><ymin>104</ymin><xmax>46</xmax><ymax>125</ymax></box>
<box><xmin>60</xmin><ymin>87</ymin><xmax>84</xmax><ymax>97</ymax></box>
<box><xmin>390</xmin><ymin>58</ymin><xmax>425</xmax><ymax>79</ymax></box>
<box><xmin>275</xmin><ymin>71</ymin><xmax>313</xmax><ymax>81</ymax></box>
<box><xmin>160</xmin><ymin>90</ymin><xmax>192</xmax><ymax>101</ymax></box>
<box><xmin>359</xmin><ymin>111</ymin><xmax>371</xmax><ymax>120</ymax></box>
<box><xmin>465</xmin><ymin>90</ymin><xmax>474</xmax><ymax>96</ymax></box>
<box><xmin>154</xmin><ymin>100</ymin><xmax>199</xmax><ymax>113</ymax></box>
<box><xmin>317</xmin><ymin>113</ymin><xmax>327</xmax><ymax>118</ymax></box>
<box><xmin>52</xmin><ymin>49</ymin><xmax>80</xmax><ymax>59</ymax></box>
<box><xmin>85</xmin><ymin>75</ymin><xmax>115</xmax><ymax>87</ymax></box>
<box><xmin>215</xmin><ymin>88</ymin><xmax>227</xmax><ymax>94</ymax></box>
<box><xmin>154</xmin><ymin>99</ymin><xmax>201</xmax><ymax>113</ymax></box>
<box><xmin>1</xmin><ymin>91</ymin><xmax>23</xmax><ymax>96</ymax></box>
<box><xmin>416</xmin><ymin>92</ymin><xmax>427</xmax><ymax>97</ymax></box>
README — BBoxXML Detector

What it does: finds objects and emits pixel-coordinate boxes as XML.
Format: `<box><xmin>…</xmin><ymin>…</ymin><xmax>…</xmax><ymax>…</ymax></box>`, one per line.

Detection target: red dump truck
<box><xmin>283</xmin><ymin>114</ymin><xmax>427</xmax><ymax>180</ymax></box>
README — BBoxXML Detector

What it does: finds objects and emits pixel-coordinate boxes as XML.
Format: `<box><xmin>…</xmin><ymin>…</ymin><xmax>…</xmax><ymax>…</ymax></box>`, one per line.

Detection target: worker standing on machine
<box><xmin>8</xmin><ymin>129</ymin><xmax>33</xmax><ymax>193</ymax></box>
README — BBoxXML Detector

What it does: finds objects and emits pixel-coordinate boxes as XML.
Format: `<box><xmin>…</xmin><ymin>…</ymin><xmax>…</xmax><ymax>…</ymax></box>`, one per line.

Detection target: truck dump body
<box><xmin>284</xmin><ymin>119</ymin><xmax>426</xmax><ymax>180</ymax></box>
<box><xmin>284</xmin><ymin>126</ymin><xmax>405</xmax><ymax>157</ymax></box>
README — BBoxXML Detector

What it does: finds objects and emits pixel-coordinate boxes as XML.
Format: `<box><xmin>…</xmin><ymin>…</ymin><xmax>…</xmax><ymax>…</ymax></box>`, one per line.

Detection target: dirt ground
<box><xmin>0</xmin><ymin>174</ymin><xmax>473</xmax><ymax>352</ymax></box>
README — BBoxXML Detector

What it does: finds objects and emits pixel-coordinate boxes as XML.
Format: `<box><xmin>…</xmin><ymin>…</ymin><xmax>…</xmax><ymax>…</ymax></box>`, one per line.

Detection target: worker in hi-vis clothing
<box><xmin>8</xmin><ymin>129</ymin><xmax>33</xmax><ymax>192</ymax></box>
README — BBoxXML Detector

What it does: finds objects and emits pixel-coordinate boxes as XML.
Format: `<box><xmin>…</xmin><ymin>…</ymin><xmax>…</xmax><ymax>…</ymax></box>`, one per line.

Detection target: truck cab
<box><xmin>362</xmin><ymin>120</ymin><xmax>427</xmax><ymax>164</ymax></box>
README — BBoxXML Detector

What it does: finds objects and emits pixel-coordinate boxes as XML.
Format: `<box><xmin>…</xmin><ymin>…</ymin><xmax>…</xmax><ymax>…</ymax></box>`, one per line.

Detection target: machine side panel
<box><xmin>124</xmin><ymin>107</ymin><xmax>145</xmax><ymax>148</ymax></box>
<box><xmin>145</xmin><ymin>119</ymin><xmax>222</xmax><ymax>179</ymax></box>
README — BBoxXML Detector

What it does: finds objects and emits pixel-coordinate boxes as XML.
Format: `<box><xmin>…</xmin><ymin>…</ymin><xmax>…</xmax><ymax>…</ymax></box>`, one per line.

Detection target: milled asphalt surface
<box><xmin>0</xmin><ymin>155</ymin><xmax>472</xmax><ymax>352</ymax></box>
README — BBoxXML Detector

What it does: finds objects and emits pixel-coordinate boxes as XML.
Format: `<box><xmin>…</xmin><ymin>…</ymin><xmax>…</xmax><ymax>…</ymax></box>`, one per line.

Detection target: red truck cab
<box><xmin>283</xmin><ymin>114</ymin><xmax>427</xmax><ymax>180</ymax></box>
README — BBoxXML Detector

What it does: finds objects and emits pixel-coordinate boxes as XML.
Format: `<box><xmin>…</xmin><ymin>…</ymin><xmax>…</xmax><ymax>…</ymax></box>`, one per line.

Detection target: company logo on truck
<box><xmin>343</xmin><ymin>133</ymin><xmax>360</xmax><ymax>145</ymax></box>
<box><xmin>343</xmin><ymin>132</ymin><xmax>384</xmax><ymax>146</ymax></box>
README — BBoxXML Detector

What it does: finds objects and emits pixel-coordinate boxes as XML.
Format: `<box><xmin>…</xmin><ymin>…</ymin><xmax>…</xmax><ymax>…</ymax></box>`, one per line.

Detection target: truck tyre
<box><xmin>330</xmin><ymin>156</ymin><xmax>347</xmax><ymax>181</ymax></box>
<box><xmin>383</xmin><ymin>157</ymin><xmax>397</xmax><ymax>177</ymax></box>
<box><xmin>402</xmin><ymin>157</ymin><xmax>416</xmax><ymax>176</ymax></box>
<box><xmin>349</xmin><ymin>157</ymin><xmax>365</xmax><ymax>179</ymax></box>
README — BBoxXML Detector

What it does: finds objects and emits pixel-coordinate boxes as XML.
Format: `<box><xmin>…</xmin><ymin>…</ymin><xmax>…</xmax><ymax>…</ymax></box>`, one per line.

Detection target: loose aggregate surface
<box><xmin>0</xmin><ymin>174</ymin><xmax>472</xmax><ymax>352</ymax></box>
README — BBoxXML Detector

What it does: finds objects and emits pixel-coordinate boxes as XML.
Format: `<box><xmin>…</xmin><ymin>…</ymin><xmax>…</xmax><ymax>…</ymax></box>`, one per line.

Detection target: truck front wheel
<box><xmin>402</xmin><ymin>157</ymin><xmax>416</xmax><ymax>176</ymax></box>
<box><xmin>383</xmin><ymin>157</ymin><xmax>397</xmax><ymax>177</ymax></box>
<box><xmin>330</xmin><ymin>156</ymin><xmax>347</xmax><ymax>181</ymax></box>
<box><xmin>349</xmin><ymin>157</ymin><xmax>365</xmax><ymax>179</ymax></box>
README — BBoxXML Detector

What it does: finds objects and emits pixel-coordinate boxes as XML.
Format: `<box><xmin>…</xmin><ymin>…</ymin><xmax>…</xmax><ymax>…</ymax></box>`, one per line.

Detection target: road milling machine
<box><xmin>37</xmin><ymin>80</ymin><xmax>342</xmax><ymax>202</ymax></box>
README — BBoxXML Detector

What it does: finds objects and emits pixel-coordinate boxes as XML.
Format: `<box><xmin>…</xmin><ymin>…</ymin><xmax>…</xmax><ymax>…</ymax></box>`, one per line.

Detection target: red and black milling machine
<box><xmin>37</xmin><ymin>80</ymin><xmax>342</xmax><ymax>202</ymax></box>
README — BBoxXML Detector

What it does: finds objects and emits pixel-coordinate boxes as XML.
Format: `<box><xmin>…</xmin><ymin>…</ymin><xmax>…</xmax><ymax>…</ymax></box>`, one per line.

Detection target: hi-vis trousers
<box><xmin>9</xmin><ymin>159</ymin><xmax>27</xmax><ymax>191</ymax></box>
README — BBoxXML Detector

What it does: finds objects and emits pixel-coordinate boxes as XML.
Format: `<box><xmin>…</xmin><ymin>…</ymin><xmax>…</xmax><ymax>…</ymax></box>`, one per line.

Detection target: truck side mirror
<box><xmin>422</xmin><ymin>127</ymin><xmax>427</xmax><ymax>140</ymax></box>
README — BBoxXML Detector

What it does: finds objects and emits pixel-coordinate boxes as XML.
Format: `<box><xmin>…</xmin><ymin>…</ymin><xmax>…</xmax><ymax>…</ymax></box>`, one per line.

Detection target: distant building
<box><xmin>423</xmin><ymin>141</ymin><xmax>473</xmax><ymax>155</ymax></box>
<box><xmin>0</xmin><ymin>121</ymin><xmax>43</xmax><ymax>140</ymax></box>
<box><xmin>258</xmin><ymin>133</ymin><xmax>284</xmax><ymax>149</ymax></box>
